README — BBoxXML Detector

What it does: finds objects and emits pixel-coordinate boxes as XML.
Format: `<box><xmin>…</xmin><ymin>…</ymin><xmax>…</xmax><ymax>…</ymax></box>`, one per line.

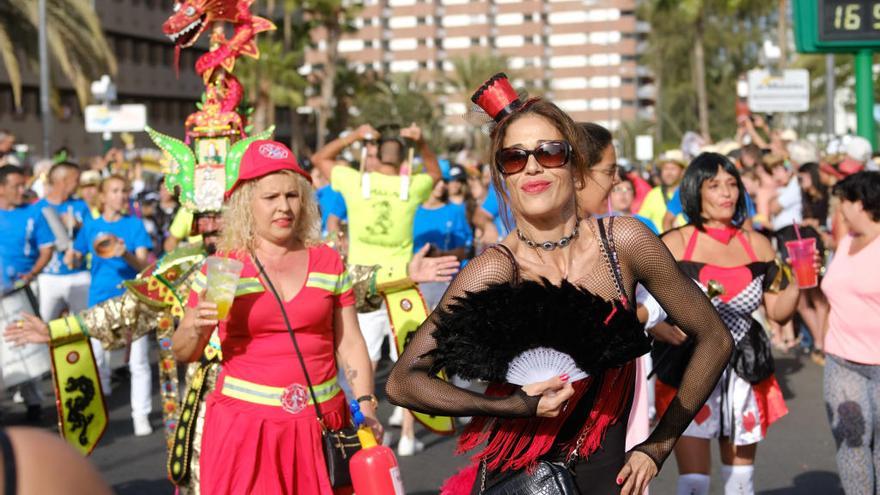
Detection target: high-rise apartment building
<box><xmin>304</xmin><ymin>0</ymin><xmax>654</xmax><ymax>137</ymax></box>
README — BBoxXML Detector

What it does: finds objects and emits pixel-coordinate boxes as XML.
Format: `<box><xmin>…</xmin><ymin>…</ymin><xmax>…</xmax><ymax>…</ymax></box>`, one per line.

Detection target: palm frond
<box><xmin>0</xmin><ymin>25</ymin><xmax>22</xmax><ymax>109</ymax></box>
<box><xmin>1</xmin><ymin>0</ymin><xmax>116</xmax><ymax>110</ymax></box>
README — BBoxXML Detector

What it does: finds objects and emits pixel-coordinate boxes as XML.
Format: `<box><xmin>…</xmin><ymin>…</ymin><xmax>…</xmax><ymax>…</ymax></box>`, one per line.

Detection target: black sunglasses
<box><xmin>495</xmin><ymin>141</ymin><xmax>571</xmax><ymax>175</ymax></box>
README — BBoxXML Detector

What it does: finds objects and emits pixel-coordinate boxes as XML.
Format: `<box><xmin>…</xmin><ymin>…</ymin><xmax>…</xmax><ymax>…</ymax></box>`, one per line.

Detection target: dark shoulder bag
<box><xmin>480</xmin><ymin>459</ymin><xmax>579</xmax><ymax>494</ymax></box>
<box><xmin>731</xmin><ymin>319</ymin><xmax>775</xmax><ymax>384</ymax></box>
<box><xmin>253</xmin><ymin>254</ymin><xmax>361</xmax><ymax>488</ymax></box>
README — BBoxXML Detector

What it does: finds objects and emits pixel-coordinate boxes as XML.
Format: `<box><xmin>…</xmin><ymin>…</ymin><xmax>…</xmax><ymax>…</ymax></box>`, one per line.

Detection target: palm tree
<box><xmin>355</xmin><ymin>73</ymin><xmax>439</xmax><ymax>129</ymax></box>
<box><xmin>236</xmin><ymin>38</ymin><xmax>308</xmax><ymax>137</ymax></box>
<box><xmin>0</xmin><ymin>0</ymin><xmax>116</xmax><ymax>110</ymax></box>
<box><xmin>646</xmin><ymin>0</ymin><xmax>771</xmax><ymax>144</ymax></box>
<box><xmin>650</xmin><ymin>0</ymin><xmax>711</xmax><ymax>141</ymax></box>
<box><xmin>301</xmin><ymin>0</ymin><xmax>362</xmax><ymax>148</ymax></box>
<box><xmin>444</xmin><ymin>52</ymin><xmax>515</xmax><ymax>107</ymax></box>
<box><xmin>443</xmin><ymin>53</ymin><xmax>514</xmax><ymax>149</ymax></box>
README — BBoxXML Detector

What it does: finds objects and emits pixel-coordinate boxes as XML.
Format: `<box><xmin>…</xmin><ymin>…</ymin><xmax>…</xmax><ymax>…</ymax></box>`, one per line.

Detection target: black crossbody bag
<box><xmin>253</xmin><ymin>254</ymin><xmax>361</xmax><ymax>488</ymax></box>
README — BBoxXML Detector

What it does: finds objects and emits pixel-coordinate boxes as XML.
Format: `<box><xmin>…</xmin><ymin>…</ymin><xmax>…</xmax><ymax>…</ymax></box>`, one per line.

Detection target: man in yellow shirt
<box><xmin>638</xmin><ymin>150</ymin><xmax>686</xmax><ymax>233</ymax></box>
<box><xmin>313</xmin><ymin>123</ymin><xmax>454</xmax><ymax>455</ymax></box>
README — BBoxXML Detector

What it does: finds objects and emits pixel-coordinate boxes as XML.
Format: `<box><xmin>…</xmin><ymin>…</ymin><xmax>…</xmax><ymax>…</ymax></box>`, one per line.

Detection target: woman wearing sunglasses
<box><xmin>386</xmin><ymin>74</ymin><xmax>732</xmax><ymax>495</ymax></box>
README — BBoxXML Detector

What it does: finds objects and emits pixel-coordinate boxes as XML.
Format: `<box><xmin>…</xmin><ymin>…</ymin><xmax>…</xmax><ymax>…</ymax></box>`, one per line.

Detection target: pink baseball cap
<box><xmin>838</xmin><ymin>157</ymin><xmax>865</xmax><ymax>176</ymax></box>
<box><xmin>225</xmin><ymin>140</ymin><xmax>312</xmax><ymax>199</ymax></box>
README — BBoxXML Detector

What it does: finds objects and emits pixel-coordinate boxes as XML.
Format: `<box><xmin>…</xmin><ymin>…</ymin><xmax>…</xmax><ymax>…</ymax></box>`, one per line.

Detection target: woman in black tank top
<box><xmin>385</xmin><ymin>74</ymin><xmax>734</xmax><ymax>495</ymax></box>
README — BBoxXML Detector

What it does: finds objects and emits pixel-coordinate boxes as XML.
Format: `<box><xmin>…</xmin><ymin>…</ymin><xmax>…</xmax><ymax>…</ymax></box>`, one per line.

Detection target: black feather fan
<box><xmin>424</xmin><ymin>278</ymin><xmax>652</xmax><ymax>383</ymax></box>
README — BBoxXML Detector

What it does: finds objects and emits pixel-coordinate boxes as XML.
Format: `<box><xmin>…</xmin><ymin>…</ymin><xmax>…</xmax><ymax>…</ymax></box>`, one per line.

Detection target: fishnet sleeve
<box><xmin>384</xmin><ymin>248</ymin><xmax>540</xmax><ymax>417</ymax></box>
<box><xmin>613</xmin><ymin>217</ymin><xmax>734</xmax><ymax>469</ymax></box>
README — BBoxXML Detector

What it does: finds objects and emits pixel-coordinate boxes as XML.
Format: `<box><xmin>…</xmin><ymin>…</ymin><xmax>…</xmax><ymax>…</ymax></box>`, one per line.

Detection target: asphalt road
<box><xmin>3</xmin><ymin>348</ymin><xmax>842</xmax><ymax>494</ymax></box>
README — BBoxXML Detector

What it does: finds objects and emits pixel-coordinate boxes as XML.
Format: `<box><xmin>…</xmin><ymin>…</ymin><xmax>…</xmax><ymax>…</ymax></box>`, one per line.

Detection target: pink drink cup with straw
<box><xmin>785</xmin><ymin>223</ymin><xmax>818</xmax><ymax>289</ymax></box>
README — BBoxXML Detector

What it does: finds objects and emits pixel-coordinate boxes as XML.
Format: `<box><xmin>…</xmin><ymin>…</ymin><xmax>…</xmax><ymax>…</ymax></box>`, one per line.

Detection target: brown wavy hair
<box><xmin>219</xmin><ymin>171</ymin><xmax>321</xmax><ymax>254</ymax></box>
<box><xmin>488</xmin><ymin>99</ymin><xmax>593</xmax><ymax>228</ymax></box>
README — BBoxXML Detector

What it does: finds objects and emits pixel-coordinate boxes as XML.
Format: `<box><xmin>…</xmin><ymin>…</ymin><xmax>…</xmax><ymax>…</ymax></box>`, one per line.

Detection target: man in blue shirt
<box><xmin>0</xmin><ymin>166</ymin><xmax>54</xmax><ymax>284</ymax></box>
<box><xmin>34</xmin><ymin>162</ymin><xmax>106</xmax><ymax>400</ymax></box>
<box><xmin>473</xmin><ymin>182</ymin><xmax>514</xmax><ymax>247</ymax></box>
<box><xmin>34</xmin><ymin>162</ymin><xmax>93</xmax><ymax>320</ymax></box>
<box><xmin>0</xmin><ymin>164</ymin><xmax>54</xmax><ymax>420</ymax></box>
<box><xmin>314</xmin><ymin>170</ymin><xmax>348</xmax><ymax>237</ymax></box>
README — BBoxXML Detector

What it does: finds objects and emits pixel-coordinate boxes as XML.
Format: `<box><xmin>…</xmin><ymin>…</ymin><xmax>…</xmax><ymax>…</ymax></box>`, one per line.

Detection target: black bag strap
<box><xmin>0</xmin><ymin>428</ymin><xmax>16</xmax><ymax>495</ymax></box>
<box><xmin>596</xmin><ymin>216</ymin><xmax>629</xmax><ymax>309</ymax></box>
<box><xmin>252</xmin><ymin>253</ymin><xmax>326</xmax><ymax>426</ymax></box>
<box><xmin>489</xmin><ymin>243</ymin><xmax>520</xmax><ymax>284</ymax></box>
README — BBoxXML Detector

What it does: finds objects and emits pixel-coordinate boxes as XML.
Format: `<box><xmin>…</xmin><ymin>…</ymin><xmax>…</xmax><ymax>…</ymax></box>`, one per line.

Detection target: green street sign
<box><xmin>794</xmin><ymin>0</ymin><xmax>880</xmax><ymax>53</ymax></box>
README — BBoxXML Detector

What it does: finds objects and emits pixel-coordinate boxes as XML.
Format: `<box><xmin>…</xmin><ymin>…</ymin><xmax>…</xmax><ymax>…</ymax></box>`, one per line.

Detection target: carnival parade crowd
<box><xmin>0</xmin><ymin>71</ymin><xmax>878</xmax><ymax>495</ymax></box>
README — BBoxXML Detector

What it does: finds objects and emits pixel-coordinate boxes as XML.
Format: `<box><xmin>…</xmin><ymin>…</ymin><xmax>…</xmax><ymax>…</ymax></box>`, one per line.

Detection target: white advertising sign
<box><xmin>635</xmin><ymin>135</ymin><xmax>654</xmax><ymax>161</ymax></box>
<box><xmin>747</xmin><ymin>69</ymin><xmax>810</xmax><ymax>113</ymax></box>
<box><xmin>85</xmin><ymin>104</ymin><xmax>147</xmax><ymax>133</ymax></box>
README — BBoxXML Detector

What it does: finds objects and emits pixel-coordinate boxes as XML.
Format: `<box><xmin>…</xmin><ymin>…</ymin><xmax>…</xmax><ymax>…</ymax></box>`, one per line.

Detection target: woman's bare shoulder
<box><xmin>743</xmin><ymin>229</ymin><xmax>776</xmax><ymax>262</ymax></box>
<box><xmin>660</xmin><ymin>225</ymin><xmax>693</xmax><ymax>258</ymax></box>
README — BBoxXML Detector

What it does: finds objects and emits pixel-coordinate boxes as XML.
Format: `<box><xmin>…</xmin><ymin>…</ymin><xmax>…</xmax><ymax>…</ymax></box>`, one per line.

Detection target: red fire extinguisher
<box><xmin>349</xmin><ymin>401</ymin><xmax>405</xmax><ymax>495</ymax></box>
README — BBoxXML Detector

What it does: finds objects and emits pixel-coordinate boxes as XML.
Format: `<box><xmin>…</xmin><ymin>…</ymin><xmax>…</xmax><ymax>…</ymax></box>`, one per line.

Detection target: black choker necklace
<box><xmin>516</xmin><ymin>221</ymin><xmax>580</xmax><ymax>251</ymax></box>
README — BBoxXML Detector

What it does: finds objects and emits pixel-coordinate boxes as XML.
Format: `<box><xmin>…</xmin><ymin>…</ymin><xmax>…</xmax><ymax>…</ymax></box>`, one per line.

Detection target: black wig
<box><xmin>680</xmin><ymin>152</ymin><xmax>749</xmax><ymax>229</ymax></box>
<box><xmin>833</xmin><ymin>171</ymin><xmax>880</xmax><ymax>222</ymax></box>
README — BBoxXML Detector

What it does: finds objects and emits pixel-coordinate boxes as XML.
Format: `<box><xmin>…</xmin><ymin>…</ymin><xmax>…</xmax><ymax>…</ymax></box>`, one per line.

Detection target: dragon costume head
<box><xmin>151</xmin><ymin>0</ymin><xmax>276</xmax><ymax>214</ymax></box>
<box><xmin>163</xmin><ymin>0</ymin><xmax>240</xmax><ymax>49</ymax></box>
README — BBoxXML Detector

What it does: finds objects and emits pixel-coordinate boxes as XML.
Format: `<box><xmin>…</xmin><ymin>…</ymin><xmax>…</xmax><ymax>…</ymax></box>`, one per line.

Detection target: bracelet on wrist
<box><xmin>356</xmin><ymin>394</ymin><xmax>378</xmax><ymax>409</ymax></box>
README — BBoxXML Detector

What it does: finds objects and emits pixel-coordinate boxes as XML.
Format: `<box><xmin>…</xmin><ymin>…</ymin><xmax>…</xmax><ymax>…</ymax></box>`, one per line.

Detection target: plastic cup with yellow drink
<box><xmin>205</xmin><ymin>256</ymin><xmax>244</xmax><ymax>321</ymax></box>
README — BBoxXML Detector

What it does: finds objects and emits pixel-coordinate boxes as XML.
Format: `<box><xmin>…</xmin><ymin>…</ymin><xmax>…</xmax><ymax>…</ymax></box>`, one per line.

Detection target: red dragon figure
<box><xmin>163</xmin><ymin>0</ymin><xmax>274</xmax><ymax>114</ymax></box>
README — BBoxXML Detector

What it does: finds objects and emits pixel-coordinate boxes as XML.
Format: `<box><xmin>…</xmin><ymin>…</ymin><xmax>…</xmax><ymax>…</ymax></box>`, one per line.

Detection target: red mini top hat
<box><xmin>471</xmin><ymin>73</ymin><xmax>524</xmax><ymax>123</ymax></box>
<box><xmin>225</xmin><ymin>140</ymin><xmax>312</xmax><ymax>199</ymax></box>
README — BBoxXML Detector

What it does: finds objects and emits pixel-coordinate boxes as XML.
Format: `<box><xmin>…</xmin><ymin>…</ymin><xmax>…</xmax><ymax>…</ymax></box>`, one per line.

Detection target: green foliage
<box><xmin>641</xmin><ymin>0</ymin><xmax>774</xmax><ymax>147</ymax></box>
<box><xmin>443</xmin><ymin>52</ymin><xmax>520</xmax><ymax>150</ymax></box>
<box><xmin>352</xmin><ymin>73</ymin><xmax>444</xmax><ymax>145</ymax></box>
<box><xmin>299</xmin><ymin>0</ymin><xmax>363</xmax><ymax>33</ymax></box>
<box><xmin>444</xmin><ymin>53</ymin><xmax>513</xmax><ymax>97</ymax></box>
<box><xmin>325</xmin><ymin>62</ymin><xmax>379</xmax><ymax>134</ymax></box>
<box><xmin>0</xmin><ymin>0</ymin><xmax>116</xmax><ymax>110</ymax></box>
<box><xmin>236</xmin><ymin>37</ymin><xmax>308</xmax><ymax>108</ymax></box>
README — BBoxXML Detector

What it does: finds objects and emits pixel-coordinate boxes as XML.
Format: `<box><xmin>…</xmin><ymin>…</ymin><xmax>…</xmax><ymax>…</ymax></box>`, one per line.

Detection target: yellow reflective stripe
<box><xmin>306</xmin><ymin>272</ymin><xmax>352</xmax><ymax>295</ymax></box>
<box><xmin>221</xmin><ymin>375</ymin><xmax>340</xmax><ymax>406</ymax></box>
<box><xmin>191</xmin><ymin>271</ymin><xmax>207</xmax><ymax>292</ymax></box>
<box><xmin>194</xmin><ymin>274</ymin><xmax>263</xmax><ymax>297</ymax></box>
<box><xmin>235</xmin><ymin>277</ymin><xmax>264</xmax><ymax>296</ymax></box>
<box><xmin>222</xmin><ymin>382</ymin><xmax>279</xmax><ymax>406</ymax></box>
<box><xmin>306</xmin><ymin>279</ymin><xmax>337</xmax><ymax>292</ymax></box>
<box><xmin>338</xmin><ymin>272</ymin><xmax>353</xmax><ymax>294</ymax></box>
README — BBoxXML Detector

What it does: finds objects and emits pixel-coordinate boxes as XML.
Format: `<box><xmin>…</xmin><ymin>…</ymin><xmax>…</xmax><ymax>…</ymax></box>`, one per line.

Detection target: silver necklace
<box><xmin>516</xmin><ymin>221</ymin><xmax>580</xmax><ymax>251</ymax></box>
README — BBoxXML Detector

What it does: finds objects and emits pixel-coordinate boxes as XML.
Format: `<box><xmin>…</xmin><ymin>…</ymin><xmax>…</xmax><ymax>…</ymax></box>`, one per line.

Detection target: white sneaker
<box><xmin>396</xmin><ymin>435</ymin><xmax>424</xmax><ymax>457</ymax></box>
<box><xmin>388</xmin><ymin>406</ymin><xmax>404</xmax><ymax>427</ymax></box>
<box><xmin>133</xmin><ymin>415</ymin><xmax>153</xmax><ymax>437</ymax></box>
